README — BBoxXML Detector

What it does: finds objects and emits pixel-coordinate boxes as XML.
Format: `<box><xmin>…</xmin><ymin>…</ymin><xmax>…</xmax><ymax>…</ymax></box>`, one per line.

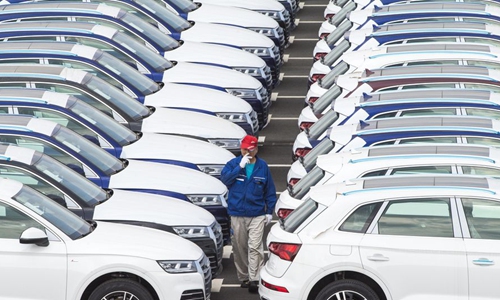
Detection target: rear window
<box><xmin>282</xmin><ymin>198</ymin><xmax>318</xmax><ymax>233</ymax></box>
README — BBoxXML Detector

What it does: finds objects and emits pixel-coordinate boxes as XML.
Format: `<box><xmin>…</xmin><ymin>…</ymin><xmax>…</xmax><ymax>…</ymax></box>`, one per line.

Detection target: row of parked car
<box><xmin>0</xmin><ymin>0</ymin><xmax>301</xmax><ymax>299</ymax></box>
<box><xmin>258</xmin><ymin>0</ymin><xmax>500</xmax><ymax>299</ymax></box>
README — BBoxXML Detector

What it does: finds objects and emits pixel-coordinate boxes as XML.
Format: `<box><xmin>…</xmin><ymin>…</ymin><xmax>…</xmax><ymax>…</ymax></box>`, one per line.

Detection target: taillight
<box><xmin>325</xmin><ymin>13</ymin><xmax>335</xmax><ymax>19</ymax></box>
<box><xmin>261</xmin><ymin>279</ymin><xmax>289</xmax><ymax>293</ymax></box>
<box><xmin>314</xmin><ymin>52</ymin><xmax>327</xmax><ymax>62</ymax></box>
<box><xmin>288</xmin><ymin>178</ymin><xmax>300</xmax><ymax>187</ymax></box>
<box><xmin>277</xmin><ymin>208</ymin><xmax>294</xmax><ymax>220</ymax></box>
<box><xmin>299</xmin><ymin>121</ymin><xmax>314</xmax><ymax>131</ymax></box>
<box><xmin>308</xmin><ymin>97</ymin><xmax>319</xmax><ymax>105</ymax></box>
<box><xmin>268</xmin><ymin>242</ymin><xmax>301</xmax><ymax>261</ymax></box>
<box><xmin>293</xmin><ymin>148</ymin><xmax>311</xmax><ymax>160</ymax></box>
<box><xmin>310</xmin><ymin>73</ymin><xmax>325</xmax><ymax>83</ymax></box>
<box><xmin>319</xmin><ymin>32</ymin><xmax>330</xmax><ymax>39</ymax></box>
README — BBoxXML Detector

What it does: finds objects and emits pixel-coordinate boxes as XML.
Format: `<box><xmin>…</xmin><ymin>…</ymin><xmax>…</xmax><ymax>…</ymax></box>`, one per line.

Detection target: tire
<box><xmin>88</xmin><ymin>278</ymin><xmax>154</xmax><ymax>300</ymax></box>
<box><xmin>316</xmin><ymin>279</ymin><xmax>380</xmax><ymax>300</ymax></box>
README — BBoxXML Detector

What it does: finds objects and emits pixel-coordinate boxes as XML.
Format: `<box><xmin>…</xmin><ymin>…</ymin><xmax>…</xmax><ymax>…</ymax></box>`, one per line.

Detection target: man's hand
<box><xmin>239</xmin><ymin>153</ymin><xmax>251</xmax><ymax>169</ymax></box>
<box><xmin>265</xmin><ymin>214</ymin><xmax>273</xmax><ymax>225</ymax></box>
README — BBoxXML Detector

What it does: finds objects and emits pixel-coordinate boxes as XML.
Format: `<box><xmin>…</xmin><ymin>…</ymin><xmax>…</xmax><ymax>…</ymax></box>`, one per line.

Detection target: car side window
<box><xmin>0</xmin><ymin>202</ymin><xmax>44</xmax><ymax>239</ymax></box>
<box><xmin>376</xmin><ymin>198</ymin><xmax>454</xmax><ymax>237</ymax></box>
<box><xmin>360</xmin><ymin>169</ymin><xmax>389</xmax><ymax>177</ymax></box>
<box><xmin>339</xmin><ymin>202</ymin><xmax>382</xmax><ymax>233</ymax></box>
<box><xmin>466</xmin><ymin>137</ymin><xmax>500</xmax><ymax>146</ymax></box>
<box><xmin>399</xmin><ymin>108</ymin><xmax>457</xmax><ymax>117</ymax></box>
<box><xmin>462</xmin><ymin>198</ymin><xmax>500</xmax><ymax>240</ymax></box>
<box><xmin>390</xmin><ymin>166</ymin><xmax>453</xmax><ymax>175</ymax></box>
<box><xmin>465</xmin><ymin>108</ymin><xmax>500</xmax><ymax>120</ymax></box>
<box><xmin>398</xmin><ymin>137</ymin><xmax>458</xmax><ymax>144</ymax></box>
<box><xmin>461</xmin><ymin>166</ymin><xmax>500</xmax><ymax>177</ymax></box>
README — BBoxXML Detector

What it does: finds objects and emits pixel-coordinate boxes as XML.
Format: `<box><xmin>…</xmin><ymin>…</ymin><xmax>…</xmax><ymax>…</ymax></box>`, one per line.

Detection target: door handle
<box><xmin>367</xmin><ymin>254</ymin><xmax>389</xmax><ymax>261</ymax></box>
<box><xmin>473</xmin><ymin>258</ymin><xmax>494</xmax><ymax>266</ymax></box>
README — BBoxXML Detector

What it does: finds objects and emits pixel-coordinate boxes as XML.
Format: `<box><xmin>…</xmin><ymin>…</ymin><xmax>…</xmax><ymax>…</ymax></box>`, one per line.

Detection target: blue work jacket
<box><xmin>220</xmin><ymin>155</ymin><xmax>277</xmax><ymax>217</ymax></box>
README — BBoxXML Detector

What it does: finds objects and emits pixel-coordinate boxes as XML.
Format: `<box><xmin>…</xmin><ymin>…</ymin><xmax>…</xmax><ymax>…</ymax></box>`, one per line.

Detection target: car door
<box><xmin>0</xmin><ymin>200</ymin><xmax>67</xmax><ymax>300</ymax></box>
<box><xmin>359</xmin><ymin>197</ymin><xmax>468</xmax><ymax>299</ymax></box>
<box><xmin>459</xmin><ymin>197</ymin><xmax>500</xmax><ymax>299</ymax></box>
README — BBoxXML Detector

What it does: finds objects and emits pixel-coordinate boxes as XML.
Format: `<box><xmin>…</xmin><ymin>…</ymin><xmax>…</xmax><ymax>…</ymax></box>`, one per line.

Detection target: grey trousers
<box><xmin>231</xmin><ymin>215</ymin><xmax>266</xmax><ymax>282</ymax></box>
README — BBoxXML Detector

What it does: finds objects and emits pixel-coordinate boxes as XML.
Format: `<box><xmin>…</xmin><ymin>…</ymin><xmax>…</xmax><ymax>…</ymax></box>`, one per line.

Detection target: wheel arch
<box><xmin>306</xmin><ymin>269</ymin><xmax>389</xmax><ymax>300</ymax></box>
<box><xmin>80</xmin><ymin>272</ymin><xmax>159</xmax><ymax>300</ymax></box>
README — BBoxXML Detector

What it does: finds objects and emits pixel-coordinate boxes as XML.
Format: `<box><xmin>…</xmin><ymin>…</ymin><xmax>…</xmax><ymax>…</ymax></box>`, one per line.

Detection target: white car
<box><xmin>260</xmin><ymin>175</ymin><xmax>500</xmax><ymax>300</ymax></box>
<box><xmin>0</xmin><ymin>64</ymin><xmax>247</xmax><ymax>152</ymax></box>
<box><xmin>0</xmin><ymin>143</ymin><xmax>225</xmax><ymax>276</ymax></box>
<box><xmin>0</xmin><ymin>88</ymin><xmax>235</xmax><ymax>177</ymax></box>
<box><xmin>277</xmin><ymin>144</ymin><xmax>500</xmax><ymax>217</ymax></box>
<box><xmin>0</xmin><ymin>178</ymin><xmax>211</xmax><ymax>300</ymax></box>
<box><xmin>309</xmin><ymin>40</ymin><xmax>500</xmax><ymax>92</ymax></box>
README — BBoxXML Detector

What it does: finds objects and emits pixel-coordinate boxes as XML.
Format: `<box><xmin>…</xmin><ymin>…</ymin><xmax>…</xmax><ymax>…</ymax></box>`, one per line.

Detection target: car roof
<box><xmin>0</xmin><ymin>88</ymin><xmax>73</xmax><ymax>107</ymax></box>
<box><xmin>0</xmin><ymin>142</ymin><xmax>37</xmax><ymax>164</ymax></box>
<box><xmin>0</xmin><ymin>114</ymin><xmax>58</xmax><ymax>135</ymax></box>
<box><xmin>309</xmin><ymin>175</ymin><xmax>500</xmax><ymax>207</ymax></box>
<box><xmin>373</xmin><ymin>2</ymin><xmax>491</xmax><ymax>14</ymax></box>
<box><xmin>317</xmin><ymin>144</ymin><xmax>500</xmax><ymax>173</ymax></box>
<box><xmin>0</xmin><ymin>177</ymin><xmax>24</xmax><ymax>199</ymax></box>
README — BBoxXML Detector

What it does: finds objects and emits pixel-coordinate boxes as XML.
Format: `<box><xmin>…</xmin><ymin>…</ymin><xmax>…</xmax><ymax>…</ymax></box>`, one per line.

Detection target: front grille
<box><xmin>258</xmin><ymin>86</ymin><xmax>270</xmax><ymax>128</ymax></box>
<box><xmin>263</xmin><ymin>66</ymin><xmax>273</xmax><ymax>90</ymax></box>
<box><xmin>210</xmin><ymin>222</ymin><xmax>224</xmax><ymax>271</ymax></box>
<box><xmin>202</xmin><ymin>255</ymin><xmax>212</xmax><ymax>300</ymax></box>
<box><xmin>282</xmin><ymin>10</ymin><xmax>292</xmax><ymax>31</ymax></box>
<box><xmin>250</xmin><ymin>110</ymin><xmax>259</xmax><ymax>133</ymax></box>
<box><xmin>277</xmin><ymin>27</ymin><xmax>286</xmax><ymax>55</ymax></box>
<box><xmin>272</xmin><ymin>45</ymin><xmax>282</xmax><ymax>67</ymax></box>
<box><xmin>180</xmin><ymin>289</ymin><xmax>204</xmax><ymax>300</ymax></box>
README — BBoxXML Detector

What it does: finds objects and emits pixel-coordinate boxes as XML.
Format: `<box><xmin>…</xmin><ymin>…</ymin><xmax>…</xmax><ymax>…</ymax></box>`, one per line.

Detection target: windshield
<box><xmin>95</xmin><ymin>51</ymin><xmax>160</xmax><ymax>95</ymax></box>
<box><xmin>112</xmin><ymin>31</ymin><xmax>172</xmax><ymax>72</ymax></box>
<box><xmin>81</xmin><ymin>73</ymin><xmax>150</xmax><ymax>121</ymax></box>
<box><xmin>51</xmin><ymin>125</ymin><xmax>123</xmax><ymax>176</ymax></box>
<box><xmin>32</xmin><ymin>152</ymin><xmax>106</xmax><ymax>205</ymax></box>
<box><xmin>118</xmin><ymin>7</ymin><xmax>180</xmax><ymax>50</ymax></box>
<box><xmin>66</xmin><ymin>98</ymin><xmax>138</xmax><ymax>146</ymax></box>
<box><xmin>164</xmin><ymin>0</ymin><xmax>197</xmax><ymax>12</ymax></box>
<box><xmin>134</xmin><ymin>0</ymin><xmax>192</xmax><ymax>31</ymax></box>
<box><xmin>13</xmin><ymin>184</ymin><xmax>92</xmax><ymax>239</ymax></box>
<box><xmin>290</xmin><ymin>166</ymin><xmax>325</xmax><ymax>199</ymax></box>
<box><xmin>282</xmin><ymin>198</ymin><xmax>319</xmax><ymax>233</ymax></box>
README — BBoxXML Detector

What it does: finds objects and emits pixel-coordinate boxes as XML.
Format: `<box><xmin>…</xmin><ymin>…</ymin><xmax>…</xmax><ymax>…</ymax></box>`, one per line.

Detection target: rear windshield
<box><xmin>282</xmin><ymin>198</ymin><xmax>318</xmax><ymax>233</ymax></box>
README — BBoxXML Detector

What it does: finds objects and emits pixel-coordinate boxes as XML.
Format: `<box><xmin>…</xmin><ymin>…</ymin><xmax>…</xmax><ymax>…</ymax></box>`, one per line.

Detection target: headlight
<box><xmin>247</xmin><ymin>27</ymin><xmax>277</xmax><ymax>37</ymax></box>
<box><xmin>207</xmin><ymin>138</ymin><xmax>241</xmax><ymax>149</ymax></box>
<box><xmin>173</xmin><ymin>226</ymin><xmax>210</xmax><ymax>238</ymax></box>
<box><xmin>186</xmin><ymin>194</ymin><xmax>224</xmax><ymax>206</ymax></box>
<box><xmin>242</xmin><ymin>47</ymin><xmax>271</xmax><ymax>56</ymax></box>
<box><xmin>233</xmin><ymin>67</ymin><xmax>262</xmax><ymax>77</ymax></box>
<box><xmin>158</xmin><ymin>260</ymin><xmax>197</xmax><ymax>273</ymax></box>
<box><xmin>256</xmin><ymin>10</ymin><xmax>280</xmax><ymax>19</ymax></box>
<box><xmin>226</xmin><ymin>88</ymin><xmax>258</xmax><ymax>99</ymax></box>
<box><xmin>216</xmin><ymin>112</ymin><xmax>249</xmax><ymax>123</ymax></box>
<box><xmin>197</xmin><ymin>164</ymin><xmax>225</xmax><ymax>176</ymax></box>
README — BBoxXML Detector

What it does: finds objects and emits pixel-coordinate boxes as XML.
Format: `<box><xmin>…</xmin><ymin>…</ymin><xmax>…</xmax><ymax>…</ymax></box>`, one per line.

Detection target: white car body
<box><xmin>278</xmin><ymin>145</ymin><xmax>500</xmax><ymax>213</ymax></box>
<box><xmin>2</xmin><ymin>116</ymin><xmax>229</xmax><ymax>204</ymax></box>
<box><xmin>0</xmin><ymin>65</ymin><xmax>248</xmax><ymax>151</ymax></box>
<box><xmin>0</xmin><ymin>88</ymin><xmax>236</xmax><ymax>172</ymax></box>
<box><xmin>303</xmin><ymin>42</ymin><xmax>500</xmax><ymax>127</ymax></box>
<box><xmin>260</xmin><ymin>175</ymin><xmax>500</xmax><ymax>300</ymax></box>
<box><xmin>0</xmin><ymin>178</ymin><xmax>210</xmax><ymax>300</ymax></box>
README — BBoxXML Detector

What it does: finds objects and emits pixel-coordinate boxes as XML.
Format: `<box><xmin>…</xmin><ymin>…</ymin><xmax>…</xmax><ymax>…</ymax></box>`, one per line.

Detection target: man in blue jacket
<box><xmin>220</xmin><ymin>134</ymin><xmax>277</xmax><ymax>293</ymax></box>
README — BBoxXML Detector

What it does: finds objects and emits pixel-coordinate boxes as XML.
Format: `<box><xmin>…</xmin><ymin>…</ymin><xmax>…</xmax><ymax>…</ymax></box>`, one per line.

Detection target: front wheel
<box><xmin>316</xmin><ymin>279</ymin><xmax>380</xmax><ymax>300</ymax></box>
<box><xmin>88</xmin><ymin>278</ymin><xmax>154</xmax><ymax>300</ymax></box>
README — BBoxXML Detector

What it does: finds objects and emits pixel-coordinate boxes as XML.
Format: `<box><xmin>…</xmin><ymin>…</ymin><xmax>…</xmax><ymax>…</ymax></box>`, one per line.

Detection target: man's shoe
<box><xmin>240</xmin><ymin>280</ymin><xmax>250</xmax><ymax>288</ymax></box>
<box><xmin>248</xmin><ymin>281</ymin><xmax>259</xmax><ymax>293</ymax></box>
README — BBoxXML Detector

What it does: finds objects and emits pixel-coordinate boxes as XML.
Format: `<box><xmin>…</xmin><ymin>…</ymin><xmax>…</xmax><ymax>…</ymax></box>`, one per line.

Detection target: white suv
<box><xmin>260</xmin><ymin>175</ymin><xmax>500</xmax><ymax>300</ymax></box>
<box><xmin>0</xmin><ymin>178</ymin><xmax>211</xmax><ymax>300</ymax></box>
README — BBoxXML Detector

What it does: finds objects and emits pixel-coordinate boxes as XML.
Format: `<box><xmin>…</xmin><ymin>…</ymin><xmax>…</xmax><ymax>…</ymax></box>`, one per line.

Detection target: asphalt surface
<box><xmin>211</xmin><ymin>1</ymin><xmax>326</xmax><ymax>298</ymax></box>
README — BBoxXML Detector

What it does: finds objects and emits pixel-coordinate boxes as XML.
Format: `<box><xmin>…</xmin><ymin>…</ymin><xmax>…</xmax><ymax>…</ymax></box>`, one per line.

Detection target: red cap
<box><xmin>241</xmin><ymin>135</ymin><xmax>258</xmax><ymax>150</ymax></box>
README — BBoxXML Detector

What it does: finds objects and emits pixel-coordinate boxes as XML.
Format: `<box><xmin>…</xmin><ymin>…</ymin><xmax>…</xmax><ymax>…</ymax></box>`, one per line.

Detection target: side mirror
<box><xmin>20</xmin><ymin>227</ymin><xmax>49</xmax><ymax>247</ymax></box>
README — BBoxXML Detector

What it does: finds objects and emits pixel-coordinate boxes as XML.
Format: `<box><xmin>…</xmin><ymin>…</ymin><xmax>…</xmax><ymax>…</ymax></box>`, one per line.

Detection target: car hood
<box><xmin>121</xmin><ymin>132</ymin><xmax>234</xmax><ymax>164</ymax></box>
<box><xmin>69</xmin><ymin>221</ymin><xmax>203</xmax><ymax>260</ymax></box>
<box><xmin>166</xmin><ymin>40</ymin><xmax>266</xmax><ymax>68</ymax></box>
<box><xmin>94</xmin><ymin>189</ymin><xmax>215</xmax><ymax>226</ymax></box>
<box><xmin>140</xmin><ymin>107</ymin><xmax>246</xmax><ymax>139</ymax></box>
<box><xmin>162</xmin><ymin>61</ymin><xmax>262</xmax><ymax>89</ymax></box>
<box><xmin>144</xmin><ymin>82</ymin><xmax>253</xmax><ymax>113</ymax></box>
<box><xmin>197</xmin><ymin>0</ymin><xmax>285</xmax><ymax>11</ymax></box>
<box><xmin>190</xmin><ymin>4</ymin><xmax>279</xmax><ymax>28</ymax></box>
<box><xmin>109</xmin><ymin>159</ymin><xmax>227</xmax><ymax>194</ymax></box>
<box><xmin>181</xmin><ymin>22</ymin><xmax>275</xmax><ymax>48</ymax></box>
